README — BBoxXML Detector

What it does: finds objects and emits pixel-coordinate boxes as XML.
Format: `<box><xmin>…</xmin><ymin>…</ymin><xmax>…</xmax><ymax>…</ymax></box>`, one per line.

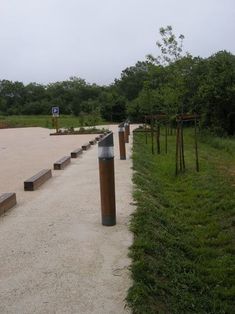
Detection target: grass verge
<box><xmin>0</xmin><ymin>115</ymin><xmax>106</xmax><ymax>129</ymax></box>
<box><xmin>127</xmin><ymin>130</ymin><xmax>235</xmax><ymax>313</ymax></box>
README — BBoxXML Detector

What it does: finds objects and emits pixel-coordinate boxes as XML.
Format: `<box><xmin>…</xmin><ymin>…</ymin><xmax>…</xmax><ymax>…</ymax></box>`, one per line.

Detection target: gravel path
<box><xmin>0</xmin><ymin>125</ymin><xmax>134</xmax><ymax>313</ymax></box>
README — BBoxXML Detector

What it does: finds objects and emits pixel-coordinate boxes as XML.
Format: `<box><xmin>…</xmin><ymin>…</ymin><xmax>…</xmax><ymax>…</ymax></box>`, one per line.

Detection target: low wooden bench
<box><xmin>71</xmin><ymin>148</ymin><xmax>83</xmax><ymax>158</ymax></box>
<box><xmin>82</xmin><ymin>143</ymin><xmax>91</xmax><ymax>150</ymax></box>
<box><xmin>0</xmin><ymin>193</ymin><xmax>17</xmax><ymax>215</ymax></box>
<box><xmin>89</xmin><ymin>139</ymin><xmax>96</xmax><ymax>145</ymax></box>
<box><xmin>54</xmin><ymin>156</ymin><xmax>71</xmax><ymax>170</ymax></box>
<box><xmin>24</xmin><ymin>169</ymin><xmax>52</xmax><ymax>191</ymax></box>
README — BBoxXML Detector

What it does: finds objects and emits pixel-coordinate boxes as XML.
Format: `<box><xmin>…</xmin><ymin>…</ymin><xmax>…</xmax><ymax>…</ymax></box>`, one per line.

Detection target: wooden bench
<box><xmin>89</xmin><ymin>139</ymin><xmax>96</xmax><ymax>145</ymax></box>
<box><xmin>0</xmin><ymin>193</ymin><xmax>17</xmax><ymax>215</ymax></box>
<box><xmin>71</xmin><ymin>148</ymin><xmax>83</xmax><ymax>158</ymax></box>
<box><xmin>54</xmin><ymin>156</ymin><xmax>71</xmax><ymax>170</ymax></box>
<box><xmin>24</xmin><ymin>169</ymin><xmax>52</xmax><ymax>191</ymax></box>
<box><xmin>82</xmin><ymin>143</ymin><xmax>91</xmax><ymax>150</ymax></box>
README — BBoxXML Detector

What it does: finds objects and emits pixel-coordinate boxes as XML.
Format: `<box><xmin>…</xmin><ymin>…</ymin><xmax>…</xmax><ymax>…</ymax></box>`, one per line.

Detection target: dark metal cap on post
<box><xmin>98</xmin><ymin>132</ymin><xmax>114</xmax><ymax>160</ymax></box>
<box><xmin>98</xmin><ymin>132</ymin><xmax>116</xmax><ymax>226</ymax></box>
<box><xmin>124</xmin><ymin>122</ymin><xmax>129</xmax><ymax>143</ymax></box>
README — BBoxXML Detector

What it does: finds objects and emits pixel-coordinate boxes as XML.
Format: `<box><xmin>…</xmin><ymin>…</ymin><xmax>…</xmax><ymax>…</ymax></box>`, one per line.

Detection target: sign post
<box><xmin>52</xmin><ymin>107</ymin><xmax>60</xmax><ymax>133</ymax></box>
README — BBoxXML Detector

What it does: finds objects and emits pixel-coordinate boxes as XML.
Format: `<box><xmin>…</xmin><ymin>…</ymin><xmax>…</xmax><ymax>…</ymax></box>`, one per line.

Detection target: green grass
<box><xmin>127</xmin><ymin>130</ymin><xmax>235</xmax><ymax>314</ymax></box>
<box><xmin>199</xmin><ymin>131</ymin><xmax>235</xmax><ymax>155</ymax></box>
<box><xmin>0</xmin><ymin>115</ymin><xmax>106</xmax><ymax>129</ymax></box>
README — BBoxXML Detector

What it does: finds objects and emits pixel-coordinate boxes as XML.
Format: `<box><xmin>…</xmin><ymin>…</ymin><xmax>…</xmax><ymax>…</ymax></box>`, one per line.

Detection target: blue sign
<box><xmin>52</xmin><ymin>106</ymin><xmax>59</xmax><ymax>117</ymax></box>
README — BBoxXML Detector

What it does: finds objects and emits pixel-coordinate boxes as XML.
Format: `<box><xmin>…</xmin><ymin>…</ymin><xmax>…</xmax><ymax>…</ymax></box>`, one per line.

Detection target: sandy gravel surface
<box><xmin>0</xmin><ymin>127</ymin><xmax>103</xmax><ymax>205</ymax></box>
<box><xmin>0</xmin><ymin>125</ymin><xmax>134</xmax><ymax>313</ymax></box>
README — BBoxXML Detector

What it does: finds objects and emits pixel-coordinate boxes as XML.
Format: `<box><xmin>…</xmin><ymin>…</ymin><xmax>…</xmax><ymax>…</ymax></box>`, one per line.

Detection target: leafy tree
<box><xmin>196</xmin><ymin>51</ymin><xmax>235</xmax><ymax>135</ymax></box>
<box><xmin>147</xmin><ymin>25</ymin><xmax>187</xmax><ymax>65</ymax></box>
<box><xmin>115</xmin><ymin>61</ymin><xmax>150</xmax><ymax>101</ymax></box>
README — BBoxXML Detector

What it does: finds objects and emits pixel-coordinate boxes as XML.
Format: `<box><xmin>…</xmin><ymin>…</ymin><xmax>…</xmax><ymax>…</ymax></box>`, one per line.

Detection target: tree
<box><xmin>115</xmin><ymin>61</ymin><xmax>150</xmax><ymax>101</ymax></box>
<box><xmin>196</xmin><ymin>51</ymin><xmax>235</xmax><ymax>135</ymax></box>
<box><xmin>147</xmin><ymin>25</ymin><xmax>187</xmax><ymax>66</ymax></box>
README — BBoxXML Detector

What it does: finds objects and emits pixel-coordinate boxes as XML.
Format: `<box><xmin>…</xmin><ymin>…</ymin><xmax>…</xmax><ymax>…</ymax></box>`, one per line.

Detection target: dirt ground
<box><xmin>0</xmin><ymin>125</ymin><xmax>134</xmax><ymax>313</ymax></box>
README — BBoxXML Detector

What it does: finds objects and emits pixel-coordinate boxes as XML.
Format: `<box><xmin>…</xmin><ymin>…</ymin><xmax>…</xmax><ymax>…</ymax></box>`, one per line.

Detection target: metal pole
<box><xmin>118</xmin><ymin>123</ymin><xmax>126</xmax><ymax>160</ymax></box>
<box><xmin>98</xmin><ymin>133</ymin><xmax>116</xmax><ymax>226</ymax></box>
<box><xmin>55</xmin><ymin>117</ymin><xmax>59</xmax><ymax>133</ymax></box>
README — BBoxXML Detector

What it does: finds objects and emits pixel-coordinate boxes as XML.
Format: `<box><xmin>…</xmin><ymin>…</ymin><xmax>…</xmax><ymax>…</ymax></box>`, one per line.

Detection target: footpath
<box><xmin>0</xmin><ymin>125</ymin><xmax>134</xmax><ymax>314</ymax></box>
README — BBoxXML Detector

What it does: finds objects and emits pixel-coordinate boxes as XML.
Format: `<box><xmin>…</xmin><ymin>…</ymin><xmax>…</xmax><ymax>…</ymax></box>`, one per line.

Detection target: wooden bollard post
<box><xmin>118</xmin><ymin>123</ymin><xmax>126</xmax><ymax>160</ymax></box>
<box><xmin>124</xmin><ymin>122</ymin><xmax>129</xmax><ymax>143</ymax></box>
<box><xmin>98</xmin><ymin>132</ymin><xmax>116</xmax><ymax>226</ymax></box>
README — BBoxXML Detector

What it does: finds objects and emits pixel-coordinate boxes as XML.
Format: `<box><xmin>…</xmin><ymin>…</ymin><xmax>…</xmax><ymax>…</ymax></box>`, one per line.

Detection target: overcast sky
<box><xmin>0</xmin><ymin>0</ymin><xmax>234</xmax><ymax>85</ymax></box>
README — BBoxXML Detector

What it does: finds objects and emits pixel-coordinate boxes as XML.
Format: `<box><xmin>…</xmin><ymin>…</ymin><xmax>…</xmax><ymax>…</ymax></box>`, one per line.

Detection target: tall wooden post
<box><xmin>118</xmin><ymin>124</ymin><xmax>126</xmax><ymax>160</ymax></box>
<box><xmin>181</xmin><ymin>121</ymin><xmax>185</xmax><ymax>170</ymax></box>
<box><xmin>145</xmin><ymin>116</ymin><xmax>148</xmax><ymax>144</ymax></box>
<box><xmin>98</xmin><ymin>133</ymin><xmax>116</xmax><ymax>226</ymax></box>
<box><xmin>175</xmin><ymin>123</ymin><xmax>180</xmax><ymax>176</ymax></box>
<box><xmin>194</xmin><ymin>116</ymin><xmax>199</xmax><ymax>172</ymax></box>
<box><xmin>157</xmin><ymin>124</ymin><xmax>160</xmax><ymax>154</ymax></box>
<box><xmin>151</xmin><ymin>116</ymin><xmax>154</xmax><ymax>154</ymax></box>
<box><xmin>165</xmin><ymin>124</ymin><xmax>168</xmax><ymax>154</ymax></box>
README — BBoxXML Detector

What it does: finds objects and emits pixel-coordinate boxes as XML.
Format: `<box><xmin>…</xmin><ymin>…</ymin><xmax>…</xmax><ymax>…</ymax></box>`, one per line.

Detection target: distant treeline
<box><xmin>0</xmin><ymin>50</ymin><xmax>235</xmax><ymax>135</ymax></box>
<box><xmin>0</xmin><ymin>77</ymin><xmax>126</xmax><ymax>122</ymax></box>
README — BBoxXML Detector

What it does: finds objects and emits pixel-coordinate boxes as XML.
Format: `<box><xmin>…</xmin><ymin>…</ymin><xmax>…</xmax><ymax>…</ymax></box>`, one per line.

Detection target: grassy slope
<box><xmin>0</xmin><ymin>115</ymin><xmax>105</xmax><ymax>129</ymax></box>
<box><xmin>127</xmin><ymin>129</ymin><xmax>235</xmax><ymax>314</ymax></box>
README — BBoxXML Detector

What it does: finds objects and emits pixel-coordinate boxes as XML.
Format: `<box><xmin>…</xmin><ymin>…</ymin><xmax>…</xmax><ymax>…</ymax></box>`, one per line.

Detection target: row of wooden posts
<box><xmin>1</xmin><ymin>124</ymin><xmax>131</xmax><ymax>228</ymax></box>
<box><xmin>144</xmin><ymin>114</ymin><xmax>200</xmax><ymax>175</ymax></box>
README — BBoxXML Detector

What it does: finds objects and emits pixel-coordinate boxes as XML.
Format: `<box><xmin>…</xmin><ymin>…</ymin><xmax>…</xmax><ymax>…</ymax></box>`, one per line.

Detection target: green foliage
<box><xmin>115</xmin><ymin>61</ymin><xmax>150</xmax><ymax>101</ymax></box>
<box><xmin>127</xmin><ymin>131</ymin><xmax>235</xmax><ymax>313</ymax></box>
<box><xmin>197</xmin><ymin>51</ymin><xmax>235</xmax><ymax>135</ymax></box>
<box><xmin>147</xmin><ymin>25</ymin><xmax>186</xmax><ymax>65</ymax></box>
<box><xmin>127</xmin><ymin>49</ymin><xmax>235</xmax><ymax>135</ymax></box>
<box><xmin>0</xmin><ymin>25</ymin><xmax>235</xmax><ymax>134</ymax></box>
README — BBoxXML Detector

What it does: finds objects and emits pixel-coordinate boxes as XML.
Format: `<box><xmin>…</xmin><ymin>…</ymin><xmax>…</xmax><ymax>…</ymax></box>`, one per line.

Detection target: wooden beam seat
<box><xmin>24</xmin><ymin>169</ymin><xmax>52</xmax><ymax>191</ymax></box>
<box><xmin>0</xmin><ymin>193</ymin><xmax>17</xmax><ymax>214</ymax></box>
<box><xmin>71</xmin><ymin>148</ymin><xmax>83</xmax><ymax>158</ymax></box>
<box><xmin>54</xmin><ymin>156</ymin><xmax>71</xmax><ymax>170</ymax></box>
<box><xmin>89</xmin><ymin>139</ymin><xmax>96</xmax><ymax>145</ymax></box>
<box><xmin>82</xmin><ymin>143</ymin><xmax>91</xmax><ymax>150</ymax></box>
